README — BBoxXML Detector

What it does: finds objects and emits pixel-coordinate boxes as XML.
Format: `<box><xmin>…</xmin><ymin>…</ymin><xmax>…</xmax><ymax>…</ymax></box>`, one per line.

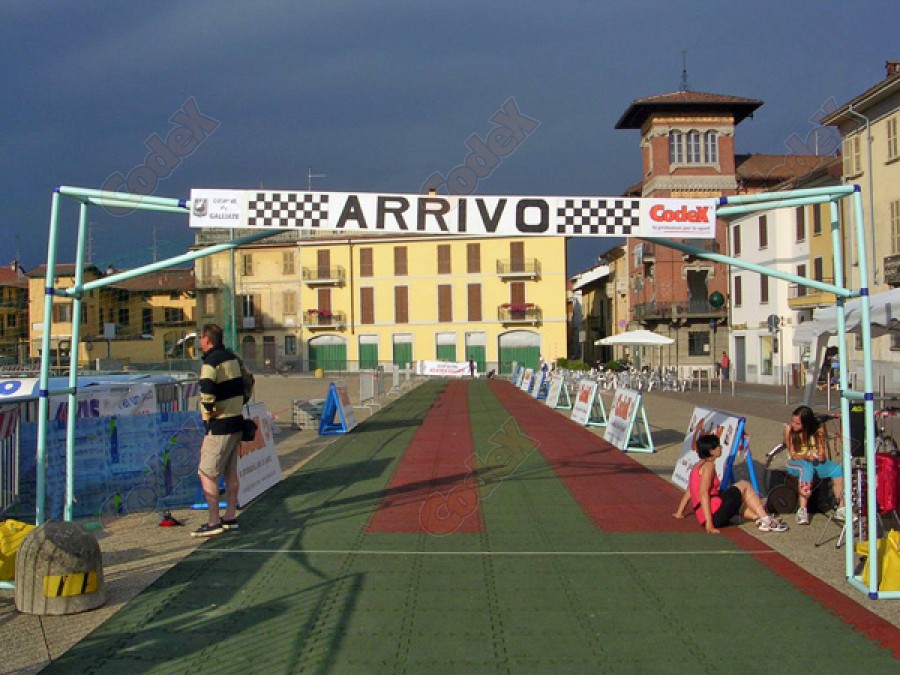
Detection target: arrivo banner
<box><xmin>189</xmin><ymin>189</ymin><xmax>717</xmax><ymax>239</ymax></box>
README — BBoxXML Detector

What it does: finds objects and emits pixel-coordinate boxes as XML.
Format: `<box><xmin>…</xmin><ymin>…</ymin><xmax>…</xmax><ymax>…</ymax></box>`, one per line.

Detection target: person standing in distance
<box><xmin>719</xmin><ymin>351</ymin><xmax>730</xmax><ymax>381</ymax></box>
<box><xmin>192</xmin><ymin>323</ymin><xmax>245</xmax><ymax>538</ymax></box>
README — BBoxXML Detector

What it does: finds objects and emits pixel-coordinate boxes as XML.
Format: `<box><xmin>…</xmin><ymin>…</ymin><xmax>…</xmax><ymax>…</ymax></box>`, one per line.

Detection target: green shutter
<box><xmin>359</xmin><ymin>343</ymin><xmax>378</xmax><ymax>369</ymax></box>
<box><xmin>393</xmin><ymin>342</ymin><xmax>413</xmax><ymax>368</ymax></box>
<box><xmin>499</xmin><ymin>346</ymin><xmax>539</xmax><ymax>374</ymax></box>
<box><xmin>309</xmin><ymin>343</ymin><xmax>347</xmax><ymax>371</ymax></box>
<box><xmin>436</xmin><ymin>344</ymin><xmax>456</xmax><ymax>362</ymax></box>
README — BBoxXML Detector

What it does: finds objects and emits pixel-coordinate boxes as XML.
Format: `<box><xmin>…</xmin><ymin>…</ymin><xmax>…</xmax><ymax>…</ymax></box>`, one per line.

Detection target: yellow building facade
<box><xmin>194</xmin><ymin>232</ymin><xmax>568</xmax><ymax>374</ymax></box>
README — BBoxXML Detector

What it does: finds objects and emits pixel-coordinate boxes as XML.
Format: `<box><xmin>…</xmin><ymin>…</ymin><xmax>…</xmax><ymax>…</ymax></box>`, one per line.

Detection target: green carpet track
<box><xmin>44</xmin><ymin>380</ymin><xmax>898</xmax><ymax>674</ymax></box>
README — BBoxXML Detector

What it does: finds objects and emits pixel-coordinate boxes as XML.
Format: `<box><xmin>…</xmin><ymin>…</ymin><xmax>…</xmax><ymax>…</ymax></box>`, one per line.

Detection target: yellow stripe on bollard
<box><xmin>42</xmin><ymin>572</ymin><xmax>100</xmax><ymax>597</ymax></box>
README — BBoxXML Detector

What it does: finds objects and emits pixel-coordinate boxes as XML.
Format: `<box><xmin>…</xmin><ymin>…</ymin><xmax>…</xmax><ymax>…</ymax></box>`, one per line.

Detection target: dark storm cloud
<box><xmin>0</xmin><ymin>1</ymin><xmax>895</xmax><ymax>272</ymax></box>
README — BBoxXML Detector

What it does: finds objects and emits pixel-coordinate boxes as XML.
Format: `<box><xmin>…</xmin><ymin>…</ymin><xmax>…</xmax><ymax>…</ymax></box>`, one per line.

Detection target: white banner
<box><xmin>237</xmin><ymin>402</ymin><xmax>283</xmax><ymax>507</ymax></box>
<box><xmin>189</xmin><ymin>189</ymin><xmax>716</xmax><ymax>239</ymax></box>
<box><xmin>417</xmin><ymin>360</ymin><xmax>471</xmax><ymax>377</ymax></box>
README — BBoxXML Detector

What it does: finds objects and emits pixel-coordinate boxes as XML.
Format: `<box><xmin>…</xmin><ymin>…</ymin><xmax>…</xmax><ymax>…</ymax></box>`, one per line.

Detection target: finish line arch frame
<box><xmin>32</xmin><ymin>184</ymin><xmax>886</xmax><ymax>599</ymax></box>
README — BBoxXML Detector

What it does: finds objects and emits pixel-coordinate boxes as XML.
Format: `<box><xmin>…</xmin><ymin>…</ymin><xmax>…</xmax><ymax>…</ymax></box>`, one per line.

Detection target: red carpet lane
<box><xmin>367</xmin><ymin>380</ymin><xmax>482</xmax><ymax>534</ymax></box>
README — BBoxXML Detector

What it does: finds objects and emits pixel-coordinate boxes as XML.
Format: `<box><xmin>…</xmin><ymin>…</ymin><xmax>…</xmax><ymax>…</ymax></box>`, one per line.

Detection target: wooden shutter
<box><xmin>438</xmin><ymin>284</ymin><xmax>452</xmax><ymax>322</ymax></box>
<box><xmin>510</xmin><ymin>241</ymin><xmax>524</xmax><ymax>272</ymax></box>
<box><xmin>395</xmin><ymin>286</ymin><xmax>408</xmax><ymax>323</ymax></box>
<box><xmin>317</xmin><ymin>250</ymin><xmax>330</xmax><ymax>279</ymax></box>
<box><xmin>360</xmin><ymin>248</ymin><xmax>373</xmax><ymax>277</ymax></box>
<box><xmin>437</xmin><ymin>244</ymin><xmax>451</xmax><ymax>274</ymax></box>
<box><xmin>467</xmin><ymin>243</ymin><xmax>480</xmax><ymax>273</ymax></box>
<box><xmin>467</xmin><ymin>283</ymin><xmax>482</xmax><ymax>321</ymax></box>
<box><xmin>394</xmin><ymin>247</ymin><xmax>408</xmax><ymax>276</ymax></box>
<box><xmin>510</xmin><ymin>281</ymin><xmax>525</xmax><ymax>305</ymax></box>
<box><xmin>360</xmin><ymin>287</ymin><xmax>374</xmax><ymax>324</ymax></box>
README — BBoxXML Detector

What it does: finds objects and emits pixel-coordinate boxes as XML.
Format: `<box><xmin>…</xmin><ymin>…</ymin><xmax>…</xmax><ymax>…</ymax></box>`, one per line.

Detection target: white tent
<box><xmin>793</xmin><ymin>287</ymin><xmax>900</xmax><ymax>345</ymax></box>
<box><xmin>595</xmin><ymin>330</ymin><xmax>674</xmax><ymax>346</ymax></box>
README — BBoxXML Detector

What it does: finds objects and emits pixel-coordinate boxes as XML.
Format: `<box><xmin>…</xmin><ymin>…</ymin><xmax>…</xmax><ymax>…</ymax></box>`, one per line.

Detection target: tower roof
<box><xmin>615</xmin><ymin>90</ymin><xmax>763</xmax><ymax>129</ymax></box>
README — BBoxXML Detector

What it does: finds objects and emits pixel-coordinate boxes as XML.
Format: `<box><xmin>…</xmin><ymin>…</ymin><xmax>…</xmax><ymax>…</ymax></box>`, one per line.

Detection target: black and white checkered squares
<box><xmin>556</xmin><ymin>199</ymin><xmax>640</xmax><ymax>235</ymax></box>
<box><xmin>247</xmin><ymin>192</ymin><xmax>329</xmax><ymax>228</ymax></box>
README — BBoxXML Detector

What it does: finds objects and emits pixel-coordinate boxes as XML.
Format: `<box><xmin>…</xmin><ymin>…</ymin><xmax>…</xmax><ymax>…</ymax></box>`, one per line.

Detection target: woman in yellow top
<box><xmin>784</xmin><ymin>405</ymin><xmax>848</xmax><ymax>525</ymax></box>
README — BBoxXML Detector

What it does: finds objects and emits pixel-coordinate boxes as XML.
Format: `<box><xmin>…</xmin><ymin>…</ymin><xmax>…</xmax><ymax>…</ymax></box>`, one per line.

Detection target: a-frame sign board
<box><xmin>671</xmin><ymin>407</ymin><xmax>759</xmax><ymax>493</ymax></box>
<box><xmin>530</xmin><ymin>371</ymin><xmax>549</xmax><ymax>400</ymax></box>
<box><xmin>544</xmin><ymin>374</ymin><xmax>571</xmax><ymax>409</ymax></box>
<box><xmin>318</xmin><ymin>381</ymin><xmax>359</xmax><ymax>435</ymax></box>
<box><xmin>602</xmin><ymin>388</ymin><xmax>653</xmax><ymax>453</ymax></box>
<box><xmin>519</xmin><ymin>368</ymin><xmax>535</xmax><ymax>394</ymax></box>
<box><xmin>570</xmin><ymin>380</ymin><xmax>608</xmax><ymax>427</ymax></box>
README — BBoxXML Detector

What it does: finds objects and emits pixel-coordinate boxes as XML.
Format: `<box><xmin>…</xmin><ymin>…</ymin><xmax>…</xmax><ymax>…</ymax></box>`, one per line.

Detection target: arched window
<box><xmin>705</xmin><ymin>131</ymin><xmax>718</xmax><ymax>163</ymax></box>
<box><xmin>686</xmin><ymin>131</ymin><xmax>701</xmax><ymax>163</ymax></box>
<box><xmin>669</xmin><ymin>130</ymin><xmax>683</xmax><ymax>164</ymax></box>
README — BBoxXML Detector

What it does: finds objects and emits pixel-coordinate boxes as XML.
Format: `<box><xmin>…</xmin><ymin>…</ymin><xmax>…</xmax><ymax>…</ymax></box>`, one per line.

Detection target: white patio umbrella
<box><xmin>594</xmin><ymin>330</ymin><xmax>674</xmax><ymax>346</ymax></box>
<box><xmin>595</xmin><ymin>329</ymin><xmax>674</xmax><ymax>369</ymax></box>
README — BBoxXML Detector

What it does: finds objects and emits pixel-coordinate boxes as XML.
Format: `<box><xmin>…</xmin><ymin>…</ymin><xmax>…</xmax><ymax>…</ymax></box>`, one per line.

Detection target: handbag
<box><xmin>241</xmin><ymin>416</ymin><xmax>258</xmax><ymax>442</ymax></box>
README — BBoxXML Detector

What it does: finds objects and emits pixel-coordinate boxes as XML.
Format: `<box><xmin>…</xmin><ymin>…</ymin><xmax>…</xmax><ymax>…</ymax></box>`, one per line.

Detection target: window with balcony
<box><xmin>795</xmin><ymin>265</ymin><xmax>807</xmax><ymax>297</ymax></box>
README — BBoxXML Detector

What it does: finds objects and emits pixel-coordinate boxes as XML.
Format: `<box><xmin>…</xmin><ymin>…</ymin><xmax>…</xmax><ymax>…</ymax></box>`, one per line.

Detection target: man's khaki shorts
<box><xmin>198</xmin><ymin>432</ymin><xmax>242</xmax><ymax>479</ymax></box>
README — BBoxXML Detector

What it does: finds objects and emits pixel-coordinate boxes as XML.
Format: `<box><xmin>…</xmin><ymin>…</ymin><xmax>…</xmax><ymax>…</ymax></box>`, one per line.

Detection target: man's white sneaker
<box><xmin>796</xmin><ymin>507</ymin><xmax>810</xmax><ymax>525</ymax></box>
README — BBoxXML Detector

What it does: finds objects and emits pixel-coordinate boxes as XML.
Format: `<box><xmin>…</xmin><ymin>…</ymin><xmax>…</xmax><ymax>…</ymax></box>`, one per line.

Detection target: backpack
<box><xmin>235</xmin><ymin>354</ymin><xmax>255</xmax><ymax>403</ymax></box>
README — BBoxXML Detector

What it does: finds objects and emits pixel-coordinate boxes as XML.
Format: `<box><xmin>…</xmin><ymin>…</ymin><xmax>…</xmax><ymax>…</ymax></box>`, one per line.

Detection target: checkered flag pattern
<box><xmin>556</xmin><ymin>199</ymin><xmax>640</xmax><ymax>235</ymax></box>
<box><xmin>247</xmin><ymin>192</ymin><xmax>329</xmax><ymax>228</ymax></box>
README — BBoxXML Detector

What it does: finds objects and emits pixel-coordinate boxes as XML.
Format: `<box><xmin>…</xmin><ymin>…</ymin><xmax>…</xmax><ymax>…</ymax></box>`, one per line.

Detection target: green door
<box><xmin>465</xmin><ymin>345</ymin><xmax>486</xmax><ymax>374</ymax></box>
<box><xmin>499</xmin><ymin>346</ymin><xmax>539</xmax><ymax>374</ymax></box>
<box><xmin>359</xmin><ymin>343</ymin><xmax>378</xmax><ymax>369</ymax></box>
<box><xmin>436</xmin><ymin>344</ymin><xmax>456</xmax><ymax>362</ymax></box>
<box><xmin>309</xmin><ymin>341</ymin><xmax>347</xmax><ymax>372</ymax></box>
<box><xmin>393</xmin><ymin>342</ymin><xmax>413</xmax><ymax>368</ymax></box>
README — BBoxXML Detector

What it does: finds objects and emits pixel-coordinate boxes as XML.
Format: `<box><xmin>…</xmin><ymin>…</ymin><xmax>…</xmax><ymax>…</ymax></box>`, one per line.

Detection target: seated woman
<box><xmin>674</xmin><ymin>434</ymin><xmax>787</xmax><ymax>534</ymax></box>
<box><xmin>784</xmin><ymin>405</ymin><xmax>848</xmax><ymax>525</ymax></box>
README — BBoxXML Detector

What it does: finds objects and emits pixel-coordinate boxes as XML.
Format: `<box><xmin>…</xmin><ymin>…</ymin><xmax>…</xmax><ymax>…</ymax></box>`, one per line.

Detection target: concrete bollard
<box><xmin>15</xmin><ymin>521</ymin><xmax>105</xmax><ymax>615</ymax></box>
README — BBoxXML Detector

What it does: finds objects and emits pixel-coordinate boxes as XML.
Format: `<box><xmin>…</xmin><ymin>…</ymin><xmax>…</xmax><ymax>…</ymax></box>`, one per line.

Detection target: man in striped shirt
<box><xmin>192</xmin><ymin>323</ymin><xmax>246</xmax><ymax>538</ymax></box>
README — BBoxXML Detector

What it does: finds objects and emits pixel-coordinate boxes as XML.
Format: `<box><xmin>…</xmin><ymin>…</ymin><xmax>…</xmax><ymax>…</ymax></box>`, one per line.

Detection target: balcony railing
<box><xmin>301</xmin><ymin>266</ymin><xmax>345</xmax><ymax>285</ymax></box>
<box><xmin>633</xmin><ymin>299</ymin><xmax>726</xmax><ymax>321</ymax></box>
<box><xmin>496</xmin><ymin>258</ymin><xmax>541</xmax><ymax>279</ymax></box>
<box><xmin>498</xmin><ymin>304</ymin><xmax>542</xmax><ymax>325</ymax></box>
<box><xmin>304</xmin><ymin>310</ymin><xmax>346</xmax><ymax>329</ymax></box>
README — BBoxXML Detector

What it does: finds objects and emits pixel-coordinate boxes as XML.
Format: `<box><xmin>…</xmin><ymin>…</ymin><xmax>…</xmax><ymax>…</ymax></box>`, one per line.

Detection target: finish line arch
<box><xmin>31</xmin><ymin>184</ymin><xmax>886</xmax><ymax>599</ymax></box>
